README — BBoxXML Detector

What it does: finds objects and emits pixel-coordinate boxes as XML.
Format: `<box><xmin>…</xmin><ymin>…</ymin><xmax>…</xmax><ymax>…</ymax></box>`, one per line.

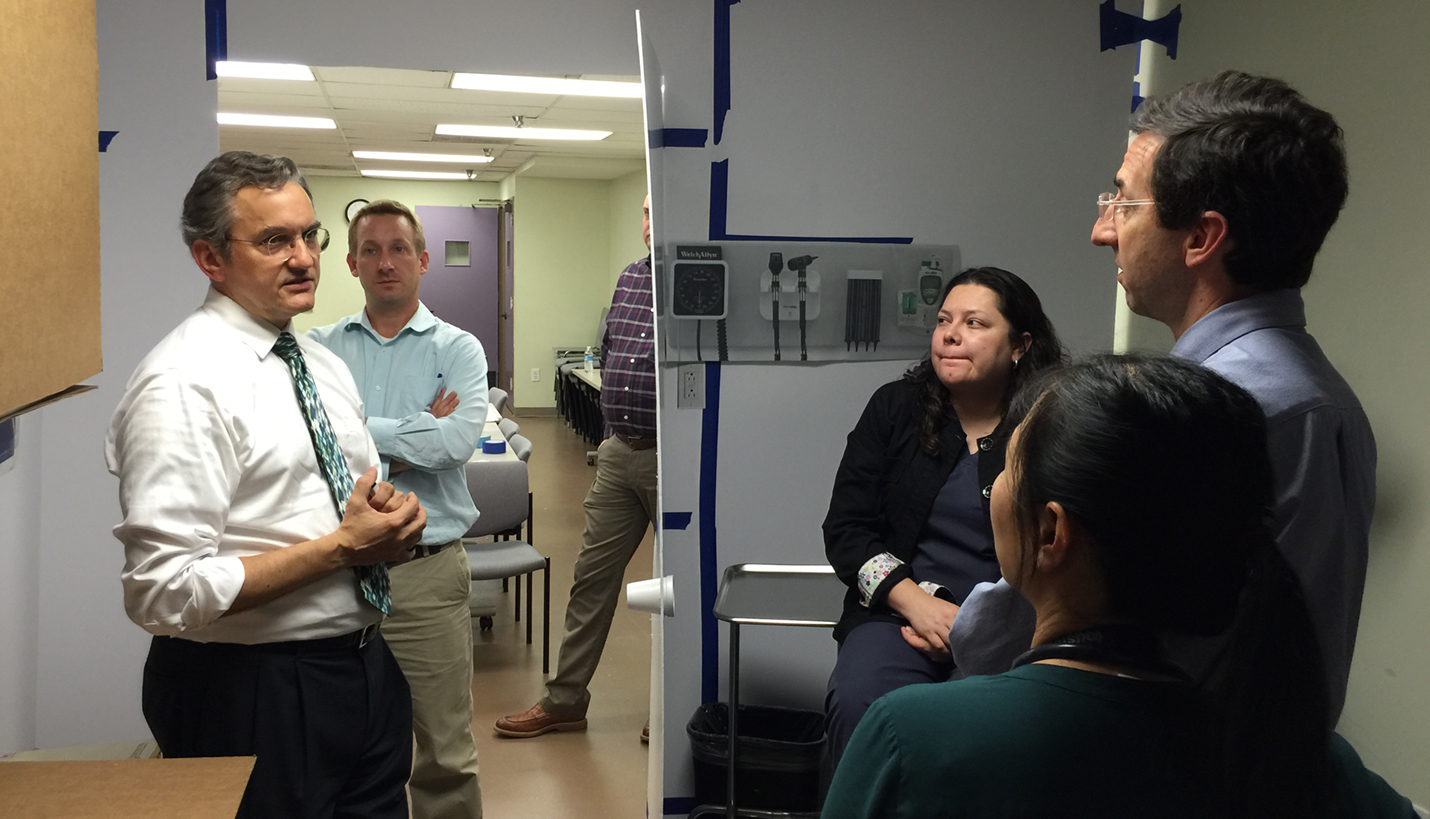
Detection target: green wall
<box><xmin>607</xmin><ymin>169</ymin><xmax>651</xmax><ymax>291</ymax></box>
<box><xmin>509</xmin><ymin>176</ymin><xmax>617</xmax><ymax>409</ymax></box>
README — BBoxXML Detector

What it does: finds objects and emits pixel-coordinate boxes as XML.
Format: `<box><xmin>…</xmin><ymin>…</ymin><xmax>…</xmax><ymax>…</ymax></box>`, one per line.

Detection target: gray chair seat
<box><xmin>488</xmin><ymin>387</ymin><xmax>510</xmax><ymax>415</ymax></box>
<box><xmin>463</xmin><ymin>457</ymin><xmax>550</xmax><ymax>673</ymax></box>
<box><xmin>508</xmin><ymin>433</ymin><xmax>532</xmax><ymax>463</ymax></box>
<box><xmin>465</xmin><ymin>540</ymin><xmax>545</xmax><ymax>578</ymax></box>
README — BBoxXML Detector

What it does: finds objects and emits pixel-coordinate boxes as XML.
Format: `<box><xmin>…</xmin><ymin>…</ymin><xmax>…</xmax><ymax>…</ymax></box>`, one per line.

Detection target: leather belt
<box><xmin>615</xmin><ymin>433</ymin><xmax>657</xmax><ymax>451</ymax></box>
<box><xmin>411</xmin><ymin>539</ymin><xmax>454</xmax><ymax>559</ymax></box>
<box><xmin>250</xmin><ymin>623</ymin><xmax>381</xmax><ymax>653</ymax></box>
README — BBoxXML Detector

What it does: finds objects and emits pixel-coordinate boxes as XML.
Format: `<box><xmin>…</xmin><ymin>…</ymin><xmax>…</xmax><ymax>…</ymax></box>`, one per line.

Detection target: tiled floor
<box><xmin>470</xmin><ymin>414</ymin><xmax>654</xmax><ymax>818</ymax></box>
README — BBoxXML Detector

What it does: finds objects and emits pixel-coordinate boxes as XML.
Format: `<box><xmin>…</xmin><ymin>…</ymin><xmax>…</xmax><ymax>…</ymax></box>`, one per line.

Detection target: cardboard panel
<box><xmin>0</xmin><ymin>757</ymin><xmax>253</xmax><ymax>818</ymax></box>
<box><xmin>0</xmin><ymin>0</ymin><xmax>102</xmax><ymax>418</ymax></box>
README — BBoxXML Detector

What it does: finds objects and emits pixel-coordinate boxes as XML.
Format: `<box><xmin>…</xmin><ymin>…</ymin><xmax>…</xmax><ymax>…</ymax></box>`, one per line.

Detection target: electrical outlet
<box><xmin>677</xmin><ymin>364</ymin><xmax>704</xmax><ymax>409</ymax></box>
<box><xmin>530</xmin><ymin>367</ymin><xmax>541</xmax><ymax>382</ymax></box>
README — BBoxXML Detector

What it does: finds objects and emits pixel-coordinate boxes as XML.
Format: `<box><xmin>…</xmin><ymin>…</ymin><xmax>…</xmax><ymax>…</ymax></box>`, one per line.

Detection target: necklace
<box><xmin>1011</xmin><ymin>625</ymin><xmax>1190</xmax><ymax>681</ymax></box>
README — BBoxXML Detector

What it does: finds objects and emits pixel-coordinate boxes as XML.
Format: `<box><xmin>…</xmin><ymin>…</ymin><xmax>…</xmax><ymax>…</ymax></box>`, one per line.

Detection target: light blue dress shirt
<box><xmin>310</xmin><ymin>302</ymin><xmax>489</xmax><ymax>545</ymax></box>
<box><xmin>949</xmin><ymin>290</ymin><xmax>1376</xmax><ymax>720</ymax></box>
<box><xmin>1171</xmin><ymin>289</ymin><xmax>1375</xmax><ymax>719</ymax></box>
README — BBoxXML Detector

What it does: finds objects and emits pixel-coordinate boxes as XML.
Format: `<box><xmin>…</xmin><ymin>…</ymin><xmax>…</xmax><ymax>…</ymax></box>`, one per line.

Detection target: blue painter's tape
<box><xmin>98</xmin><ymin>131</ymin><xmax>119</xmax><ymax>152</ymax></box>
<box><xmin>663</xmin><ymin>512</ymin><xmax>693</xmax><ymax>531</ymax></box>
<box><xmin>699</xmin><ymin>362</ymin><xmax>722</xmax><ymax>704</ymax></box>
<box><xmin>708</xmin><ymin>159</ymin><xmax>913</xmax><ymax>244</ymax></box>
<box><xmin>649</xmin><ymin>128</ymin><xmax>710</xmax><ymax>149</ymax></box>
<box><xmin>0</xmin><ymin>419</ymin><xmax>14</xmax><ymax>466</ymax></box>
<box><xmin>663</xmin><ymin>797</ymin><xmax>698</xmax><ymax>816</ymax></box>
<box><xmin>205</xmin><ymin>0</ymin><xmax>228</xmax><ymax>81</ymax></box>
<box><xmin>713</xmin><ymin>0</ymin><xmax>740</xmax><ymax>145</ymax></box>
<box><xmin>709</xmin><ymin>159</ymin><xmax>731</xmax><ymax>240</ymax></box>
<box><xmin>1099</xmin><ymin>0</ymin><xmax>1181</xmax><ymax>59</ymax></box>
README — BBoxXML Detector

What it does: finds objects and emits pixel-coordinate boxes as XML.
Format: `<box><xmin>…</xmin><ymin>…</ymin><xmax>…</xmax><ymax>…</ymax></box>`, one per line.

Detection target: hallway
<box><xmin>470</xmin><ymin>415</ymin><xmax>654</xmax><ymax>817</ymax></box>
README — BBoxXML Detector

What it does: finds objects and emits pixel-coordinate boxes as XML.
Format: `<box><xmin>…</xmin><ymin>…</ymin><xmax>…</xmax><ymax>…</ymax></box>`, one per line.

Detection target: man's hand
<box><xmin>887</xmin><ymin>578</ymin><xmax>960</xmax><ymax>661</ymax></box>
<box><xmin>335</xmin><ymin>467</ymin><xmax>426</xmax><ymax>567</ymax></box>
<box><xmin>429</xmin><ymin>387</ymin><xmax>459</xmax><ymax>419</ymax></box>
<box><xmin>228</xmin><ymin>468</ymin><xmax>426</xmax><ymax>615</ymax></box>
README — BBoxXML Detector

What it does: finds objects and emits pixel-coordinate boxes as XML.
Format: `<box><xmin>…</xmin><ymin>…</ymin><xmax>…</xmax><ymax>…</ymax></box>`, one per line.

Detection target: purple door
<box><xmin>415</xmin><ymin>205</ymin><xmax>500</xmax><ymax>380</ymax></box>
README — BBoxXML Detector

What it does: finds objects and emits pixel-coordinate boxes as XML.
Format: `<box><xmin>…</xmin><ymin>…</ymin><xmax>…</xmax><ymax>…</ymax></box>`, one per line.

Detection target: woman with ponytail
<box><xmin>822</xmin><ymin>355</ymin><xmax>1411</xmax><ymax>819</ymax></box>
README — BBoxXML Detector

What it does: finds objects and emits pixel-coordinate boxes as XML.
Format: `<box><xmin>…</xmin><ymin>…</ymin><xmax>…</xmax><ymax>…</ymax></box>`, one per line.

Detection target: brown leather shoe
<box><xmin>494</xmin><ymin>703</ymin><xmax>587</xmax><ymax>738</ymax></box>
<box><xmin>641</xmin><ymin>720</ymin><xmax>650</xmax><ymax>744</ymax></box>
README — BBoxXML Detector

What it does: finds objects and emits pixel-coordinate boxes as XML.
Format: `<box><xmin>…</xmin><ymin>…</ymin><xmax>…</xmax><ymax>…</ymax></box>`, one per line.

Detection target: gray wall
<box><xmin>0</xmin><ymin>414</ymin><xmax>42</xmax><ymax>752</ymax></box>
<box><xmin>30</xmin><ymin>0</ymin><xmax>216</xmax><ymax>747</ymax></box>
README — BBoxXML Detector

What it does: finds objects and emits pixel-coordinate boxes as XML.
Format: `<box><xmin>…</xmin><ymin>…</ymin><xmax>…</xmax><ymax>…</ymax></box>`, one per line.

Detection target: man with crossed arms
<box><xmin>312</xmin><ymin>199</ymin><xmax>488</xmax><ymax>819</ymax></box>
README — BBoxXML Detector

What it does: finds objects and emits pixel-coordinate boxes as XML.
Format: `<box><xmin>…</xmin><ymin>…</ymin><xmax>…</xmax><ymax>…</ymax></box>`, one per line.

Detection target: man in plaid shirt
<box><xmin>497</xmin><ymin>196</ymin><xmax>657</xmax><ymax>740</ymax></box>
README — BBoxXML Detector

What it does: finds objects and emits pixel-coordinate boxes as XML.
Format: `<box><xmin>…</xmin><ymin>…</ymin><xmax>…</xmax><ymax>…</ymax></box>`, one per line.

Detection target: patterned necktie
<box><xmin>272</xmin><ymin>332</ymin><xmax>391</xmax><ymax>614</ymax></box>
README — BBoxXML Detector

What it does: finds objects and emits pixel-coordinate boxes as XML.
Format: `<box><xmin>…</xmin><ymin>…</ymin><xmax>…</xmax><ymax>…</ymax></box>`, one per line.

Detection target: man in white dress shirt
<box><xmin>107</xmin><ymin>151</ymin><xmax>426</xmax><ymax>819</ymax></box>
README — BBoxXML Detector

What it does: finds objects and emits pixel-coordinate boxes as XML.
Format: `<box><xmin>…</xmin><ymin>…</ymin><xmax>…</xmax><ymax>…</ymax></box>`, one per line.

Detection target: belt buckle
<box><xmin>358</xmin><ymin>622</ymin><xmax>380</xmax><ymax>648</ymax></box>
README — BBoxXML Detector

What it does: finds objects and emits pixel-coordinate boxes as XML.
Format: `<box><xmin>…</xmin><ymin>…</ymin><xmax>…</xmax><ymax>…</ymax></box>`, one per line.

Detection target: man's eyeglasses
<box><xmin>1096</xmin><ymin>193</ymin><xmax>1155</xmax><ymax>220</ymax></box>
<box><xmin>232</xmin><ymin>227</ymin><xmax>331</xmax><ymax>258</ymax></box>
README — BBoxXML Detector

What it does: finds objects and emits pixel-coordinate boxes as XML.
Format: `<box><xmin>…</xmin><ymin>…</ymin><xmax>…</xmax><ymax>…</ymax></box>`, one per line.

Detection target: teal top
<box><xmin>310</xmin><ymin>303</ymin><xmax>488</xmax><ymax>544</ymax></box>
<box><xmin>823</xmin><ymin>664</ymin><xmax>1413</xmax><ymax>819</ymax></box>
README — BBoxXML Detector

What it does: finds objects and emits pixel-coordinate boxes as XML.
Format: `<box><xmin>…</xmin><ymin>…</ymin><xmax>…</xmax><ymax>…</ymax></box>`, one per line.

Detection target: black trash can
<box><xmin>687</xmin><ymin>702</ymin><xmax>824</xmax><ymax>812</ymax></box>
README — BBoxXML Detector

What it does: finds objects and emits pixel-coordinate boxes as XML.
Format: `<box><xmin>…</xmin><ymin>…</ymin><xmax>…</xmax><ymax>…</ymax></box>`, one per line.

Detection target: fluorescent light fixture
<box><xmin>360</xmin><ymin>169</ymin><xmax>474</xmax><ymax>180</ymax></box>
<box><xmin>217</xmin><ymin>112</ymin><xmax>336</xmax><ymax>129</ymax></box>
<box><xmin>450</xmin><ymin>72</ymin><xmax>641</xmax><ymax>98</ymax></box>
<box><xmin>215</xmin><ymin>61</ymin><xmax>315</xmax><ymax>81</ymax></box>
<box><xmin>435</xmin><ymin>123</ymin><xmax>610</xmax><ymax>141</ymax></box>
<box><xmin>353</xmin><ymin>150</ymin><xmax>493</xmax><ymax>164</ymax></box>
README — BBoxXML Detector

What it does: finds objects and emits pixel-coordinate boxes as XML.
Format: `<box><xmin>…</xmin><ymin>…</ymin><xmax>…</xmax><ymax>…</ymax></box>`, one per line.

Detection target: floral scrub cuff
<box><xmin>857</xmin><ymin>553</ymin><xmax>954</xmax><ymax>608</ymax></box>
<box><xmin>857</xmin><ymin>552</ymin><xmax>904</xmax><ymax>607</ymax></box>
<box><xmin>917</xmin><ymin>581</ymin><xmax>952</xmax><ymax>601</ymax></box>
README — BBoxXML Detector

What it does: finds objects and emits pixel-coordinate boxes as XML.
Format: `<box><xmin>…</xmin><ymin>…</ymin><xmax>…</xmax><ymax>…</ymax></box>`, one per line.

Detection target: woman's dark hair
<box><xmin>903</xmin><ymin>266</ymin><xmax>1064</xmax><ymax>455</ymax></box>
<box><xmin>1006</xmin><ymin>355</ymin><xmax>1330</xmax><ymax>819</ymax></box>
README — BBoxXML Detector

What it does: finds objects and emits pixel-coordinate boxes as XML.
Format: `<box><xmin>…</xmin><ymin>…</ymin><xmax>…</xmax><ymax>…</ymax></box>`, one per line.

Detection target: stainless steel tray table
<box><xmin>690</xmin><ymin>563</ymin><xmax>845</xmax><ymax>819</ymax></box>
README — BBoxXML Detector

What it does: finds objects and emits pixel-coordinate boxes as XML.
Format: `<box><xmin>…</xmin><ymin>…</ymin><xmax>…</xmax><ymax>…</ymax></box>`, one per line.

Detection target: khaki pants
<box><xmin>542</xmin><ymin>435</ymin><xmax>658</xmax><ymax>718</ymax></box>
<box><xmin>382</xmin><ymin>543</ymin><xmax>482</xmax><ymax>819</ymax></box>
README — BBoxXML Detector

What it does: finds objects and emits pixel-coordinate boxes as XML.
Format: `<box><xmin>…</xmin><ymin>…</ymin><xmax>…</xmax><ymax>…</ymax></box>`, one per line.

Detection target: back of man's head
<box><xmin>1131</xmin><ymin>71</ymin><xmax>1347</xmax><ymax>291</ymax></box>
<box><xmin>181</xmin><ymin>151</ymin><xmax>308</xmax><ymax>259</ymax></box>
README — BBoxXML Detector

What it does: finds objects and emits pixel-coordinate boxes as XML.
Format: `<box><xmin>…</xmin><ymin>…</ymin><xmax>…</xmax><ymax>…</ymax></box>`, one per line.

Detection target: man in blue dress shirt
<box><xmin>1090</xmin><ymin>72</ymin><xmax>1375</xmax><ymax>720</ymax></box>
<box><xmin>311</xmin><ymin>200</ymin><xmax>488</xmax><ymax>819</ymax></box>
<box><xmin>950</xmin><ymin>72</ymin><xmax>1376</xmax><ymax>723</ymax></box>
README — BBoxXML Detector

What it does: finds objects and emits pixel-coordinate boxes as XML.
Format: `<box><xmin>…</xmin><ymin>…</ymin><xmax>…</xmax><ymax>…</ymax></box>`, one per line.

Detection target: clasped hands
<box><xmin>887</xmin><ymin>578</ymin><xmax>961</xmax><ymax>661</ymax></box>
<box><xmin>334</xmin><ymin>467</ymin><xmax>426</xmax><ymax>567</ymax></box>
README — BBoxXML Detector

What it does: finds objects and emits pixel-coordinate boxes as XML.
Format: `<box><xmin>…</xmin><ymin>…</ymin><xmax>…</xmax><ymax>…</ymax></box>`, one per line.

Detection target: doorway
<box><xmin>415</xmin><ymin>204</ymin><xmax>503</xmax><ymax>388</ymax></box>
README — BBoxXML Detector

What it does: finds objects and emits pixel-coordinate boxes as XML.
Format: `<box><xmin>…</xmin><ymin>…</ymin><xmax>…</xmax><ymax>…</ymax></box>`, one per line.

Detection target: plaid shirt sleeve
<box><xmin>600</xmin><ymin>256</ymin><xmax>656</xmax><ymax>440</ymax></box>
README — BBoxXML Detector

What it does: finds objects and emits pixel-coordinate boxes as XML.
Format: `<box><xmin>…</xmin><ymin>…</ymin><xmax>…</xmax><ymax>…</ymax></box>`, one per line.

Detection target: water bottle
<box><xmin>584</xmin><ymin>345</ymin><xmax>594</xmax><ymax>372</ymax></box>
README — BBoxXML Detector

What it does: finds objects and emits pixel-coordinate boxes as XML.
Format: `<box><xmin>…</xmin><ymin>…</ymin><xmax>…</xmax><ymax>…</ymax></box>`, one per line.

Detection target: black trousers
<box><xmin>142</xmin><ymin>631</ymin><xmax>413</xmax><ymax>819</ymax></box>
<box><xmin>825</xmin><ymin>622</ymin><xmax>958</xmax><ymax>764</ymax></box>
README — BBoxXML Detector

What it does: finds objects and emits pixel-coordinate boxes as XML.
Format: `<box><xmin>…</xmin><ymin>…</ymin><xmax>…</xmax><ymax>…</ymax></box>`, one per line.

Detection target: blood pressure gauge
<box><xmin>671</xmin><ymin>261</ymin><xmax>728</xmax><ymax>318</ymax></box>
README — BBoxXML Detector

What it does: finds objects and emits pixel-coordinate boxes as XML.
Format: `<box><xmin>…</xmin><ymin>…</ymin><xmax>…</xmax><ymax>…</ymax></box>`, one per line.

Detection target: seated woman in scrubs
<box><xmin>822</xmin><ymin>266</ymin><xmax>1064</xmax><ymax>763</ymax></box>
<box><xmin>823</xmin><ymin>356</ymin><xmax>1414</xmax><ymax>819</ymax></box>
